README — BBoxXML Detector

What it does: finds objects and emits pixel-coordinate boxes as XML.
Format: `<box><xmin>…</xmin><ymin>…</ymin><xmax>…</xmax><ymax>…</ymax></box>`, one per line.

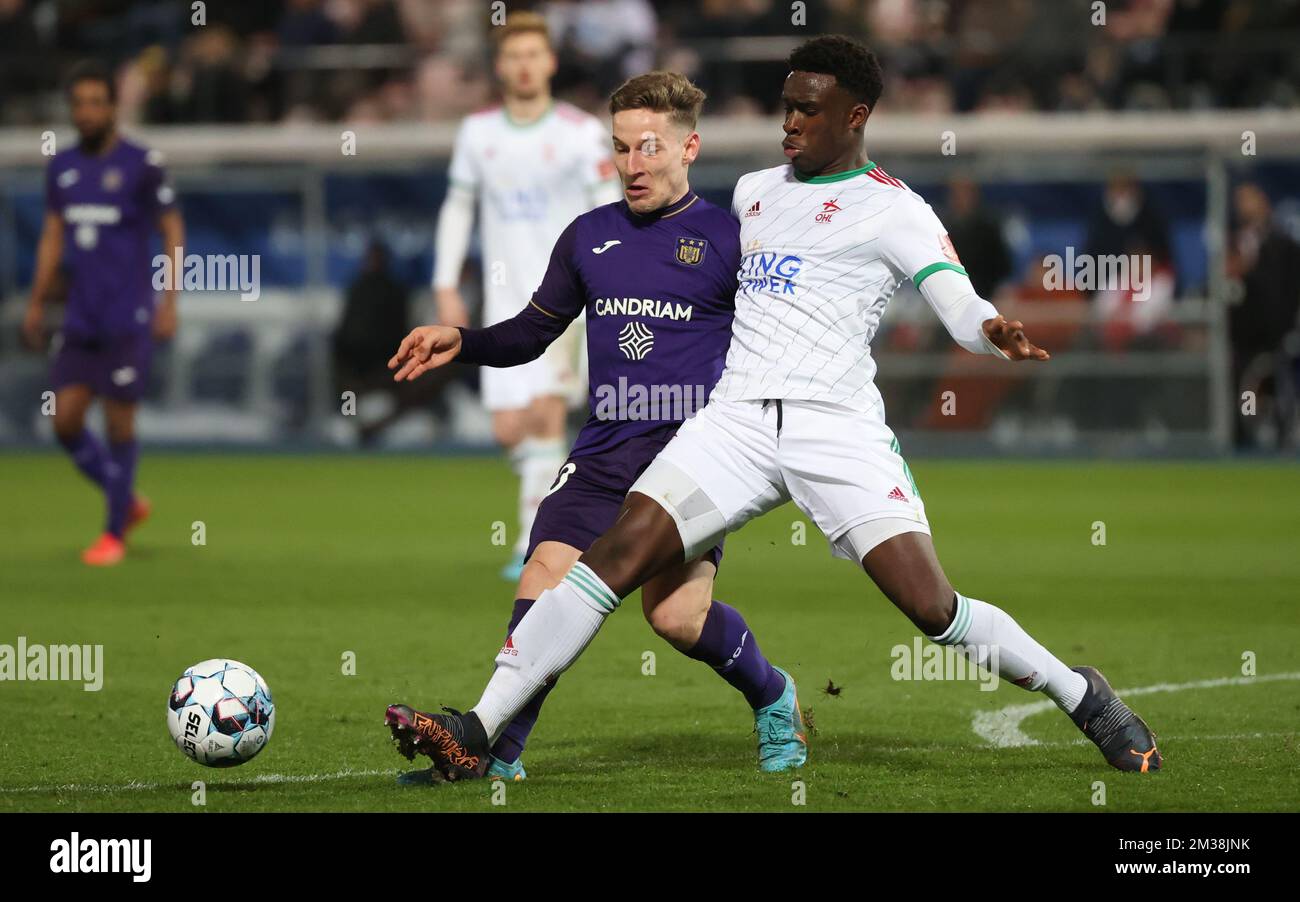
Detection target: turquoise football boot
<box><xmin>500</xmin><ymin>552</ymin><xmax>526</xmax><ymax>582</ymax></box>
<box><xmin>487</xmin><ymin>755</ymin><xmax>527</xmax><ymax>781</ymax></box>
<box><xmin>754</xmin><ymin>667</ymin><xmax>808</xmax><ymax>772</ymax></box>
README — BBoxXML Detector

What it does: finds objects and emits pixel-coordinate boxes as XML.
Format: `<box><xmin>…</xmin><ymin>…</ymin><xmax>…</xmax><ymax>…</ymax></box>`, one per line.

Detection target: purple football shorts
<box><xmin>526</xmin><ymin>424</ymin><xmax>724</xmax><ymax>571</ymax></box>
<box><xmin>50</xmin><ymin>331</ymin><xmax>154</xmax><ymax>403</ymax></box>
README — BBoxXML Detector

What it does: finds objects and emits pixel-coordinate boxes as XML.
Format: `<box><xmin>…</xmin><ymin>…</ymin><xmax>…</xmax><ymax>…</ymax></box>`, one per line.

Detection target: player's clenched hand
<box><xmin>982</xmin><ymin>315</ymin><xmax>1050</xmax><ymax>362</ymax></box>
<box><xmin>389</xmin><ymin>325</ymin><xmax>462</xmax><ymax>381</ymax></box>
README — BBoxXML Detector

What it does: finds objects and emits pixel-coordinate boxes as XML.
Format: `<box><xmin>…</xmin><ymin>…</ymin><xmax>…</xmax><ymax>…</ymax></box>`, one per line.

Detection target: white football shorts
<box><xmin>629</xmin><ymin>397</ymin><xmax>930</xmax><ymax>562</ymax></box>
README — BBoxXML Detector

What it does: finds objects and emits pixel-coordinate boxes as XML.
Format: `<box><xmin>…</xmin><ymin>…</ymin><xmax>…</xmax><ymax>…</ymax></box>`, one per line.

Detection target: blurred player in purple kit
<box><xmin>385</xmin><ymin>72</ymin><xmax>807</xmax><ymax>778</ymax></box>
<box><xmin>22</xmin><ymin>62</ymin><xmax>184</xmax><ymax>566</ymax></box>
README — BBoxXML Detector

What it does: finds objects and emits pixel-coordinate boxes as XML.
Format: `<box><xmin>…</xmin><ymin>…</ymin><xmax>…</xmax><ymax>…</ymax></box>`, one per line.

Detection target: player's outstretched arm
<box><xmin>397</xmin><ymin>217</ymin><xmax>586</xmax><ymax>381</ymax></box>
<box><xmin>918</xmin><ymin>268</ymin><xmax>1049</xmax><ymax>361</ymax></box>
<box><xmin>391</xmin><ymin>297</ymin><xmax>574</xmax><ymax>382</ymax></box>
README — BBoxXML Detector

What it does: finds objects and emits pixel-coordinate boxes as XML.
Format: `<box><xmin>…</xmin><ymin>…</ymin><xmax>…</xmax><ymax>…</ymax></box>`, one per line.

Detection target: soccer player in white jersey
<box><xmin>435</xmin><ymin>12</ymin><xmax>622</xmax><ymax>579</ymax></box>
<box><xmin>398</xmin><ymin>36</ymin><xmax>1161</xmax><ymax>780</ymax></box>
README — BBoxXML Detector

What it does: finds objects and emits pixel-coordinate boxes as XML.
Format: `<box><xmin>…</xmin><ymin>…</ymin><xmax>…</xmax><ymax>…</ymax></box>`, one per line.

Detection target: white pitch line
<box><xmin>0</xmin><ymin>768</ymin><xmax>392</xmax><ymax>796</ymax></box>
<box><xmin>873</xmin><ymin>730</ymin><xmax>1297</xmax><ymax>755</ymax></box>
<box><xmin>972</xmin><ymin>671</ymin><xmax>1300</xmax><ymax>748</ymax></box>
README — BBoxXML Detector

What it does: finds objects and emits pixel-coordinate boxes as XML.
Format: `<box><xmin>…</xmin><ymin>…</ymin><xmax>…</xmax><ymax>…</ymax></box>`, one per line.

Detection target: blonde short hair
<box><xmin>609</xmin><ymin>71</ymin><xmax>706</xmax><ymax>133</ymax></box>
<box><xmin>492</xmin><ymin>11</ymin><xmax>551</xmax><ymax>55</ymax></box>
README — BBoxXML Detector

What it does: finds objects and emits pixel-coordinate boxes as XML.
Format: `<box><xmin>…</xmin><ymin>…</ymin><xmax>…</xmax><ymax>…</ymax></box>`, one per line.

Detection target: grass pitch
<box><xmin>1</xmin><ymin>452</ymin><xmax>1297</xmax><ymax>812</ymax></box>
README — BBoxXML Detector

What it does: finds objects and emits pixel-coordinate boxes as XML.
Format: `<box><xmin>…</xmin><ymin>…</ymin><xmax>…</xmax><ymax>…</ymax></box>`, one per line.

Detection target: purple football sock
<box><xmin>58</xmin><ymin>429</ymin><xmax>110</xmax><ymax>489</ymax></box>
<box><xmin>106</xmin><ymin>439</ymin><xmax>138</xmax><ymax>538</ymax></box>
<box><xmin>489</xmin><ymin>598</ymin><xmax>558</xmax><ymax>765</ymax></box>
<box><xmin>685</xmin><ymin>601</ymin><xmax>786</xmax><ymax>710</ymax></box>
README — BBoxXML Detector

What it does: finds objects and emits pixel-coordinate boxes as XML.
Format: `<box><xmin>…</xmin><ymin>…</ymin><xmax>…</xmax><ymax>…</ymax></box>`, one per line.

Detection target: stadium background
<box><xmin>0</xmin><ymin>0</ymin><xmax>1298</xmax><ymax>455</ymax></box>
<box><xmin>1</xmin><ymin>0</ymin><xmax>1299</xmax><ymax>815</ymax></box>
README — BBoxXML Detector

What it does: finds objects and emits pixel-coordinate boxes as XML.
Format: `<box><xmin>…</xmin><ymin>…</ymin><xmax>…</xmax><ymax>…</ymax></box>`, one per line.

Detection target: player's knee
<box><xmin>644</xmin><ymin>601</ymin><xmax>693</xmax><ymax>646</ymax></box>
<box><xmin>52</xmin><ymin>408</ymin><xmax>85</xmax><ymax>441</ymax></box>
<box><xmin>493</xmin><ymin>420</ymin><xmax>523</xmax><ymax>448</ymax></box>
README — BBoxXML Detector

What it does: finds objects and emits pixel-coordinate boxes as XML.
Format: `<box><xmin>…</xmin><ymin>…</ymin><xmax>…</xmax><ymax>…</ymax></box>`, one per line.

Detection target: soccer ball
<box><xmin>167</xmin><ymin>658</ymin><xmax>275</xmax><ymax>767</ymax></box>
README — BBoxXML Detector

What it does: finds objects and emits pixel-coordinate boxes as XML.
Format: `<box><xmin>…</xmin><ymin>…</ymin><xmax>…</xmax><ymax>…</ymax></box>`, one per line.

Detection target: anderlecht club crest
<box><xmin>675</xmin><ymin>237</ymin><xmax>708</xmax><ymax>266</ymax></box>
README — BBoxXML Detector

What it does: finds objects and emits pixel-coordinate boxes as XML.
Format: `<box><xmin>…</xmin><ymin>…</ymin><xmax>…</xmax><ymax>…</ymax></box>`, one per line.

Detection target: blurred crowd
<box><xmin>884</xmin><ymin>171</ymin><xmax>1299</xmax><ymax>448</ymax></box>
<box><xmin>2</xmin><ymin>0</ymin><xmax>1299</xmax><ymax>126</ymax></box>
<box><xmin>2</xmin><ymin>0</ymin><xmax>1296</xmax><ymax>448</ymax></box>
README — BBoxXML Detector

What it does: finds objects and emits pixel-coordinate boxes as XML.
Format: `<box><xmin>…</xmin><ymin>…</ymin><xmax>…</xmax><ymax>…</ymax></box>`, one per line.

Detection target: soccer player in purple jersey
<box><xmin>383</xmin><ymin>38</ymin><xmax>1161</xmax><ymax>781</ymax></box>
<box><xmin>384</xmin><ymin>73</ymin><xmax>807</xmax><ymax>779</ymax></box>
<box><xmin>22</xmin><ymin>62</ymin><xmax>184</xmax><ymax>567</ymax></box>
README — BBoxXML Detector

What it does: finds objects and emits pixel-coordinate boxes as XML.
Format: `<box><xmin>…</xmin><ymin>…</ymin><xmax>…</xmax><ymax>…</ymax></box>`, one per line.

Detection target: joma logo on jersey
<box><xmin>738</xmin><ymin>251</ymin><xmax>802</xmax><ymax>296</ymax></box>
<box><xmin>815</xmin><ymin>198</ymin><xmax>841</xmax><ymax>223</ymax></box>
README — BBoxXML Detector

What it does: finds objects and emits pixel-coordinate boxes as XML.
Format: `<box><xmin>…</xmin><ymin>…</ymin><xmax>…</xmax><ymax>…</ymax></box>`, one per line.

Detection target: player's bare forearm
<box><xmin>29</xmin><ymin>212</ymin><xmax>64</xmax><ymax>306</ymax></box>
<box><xmin>982</xmin><ymin>314</ymin><xmax>1050</xmax><ymax>362</ymax></box>
<box><xmin>158</xmin><ymin>209</ymin><xmax>185</xmax><ymax>308</ymax></box>
<box><xmin>23</xmin><ymin>214</ymin><xmax>62</xmax><ymax>347</ymax></box>
<box><xmin>435</xmin><ymin>286</ymin><xmax>469</xmax><ymax>328</ymax></box>
<box><xmin>150</xmin><ymin>210</ymin><xmax>184</xmax><ymax>339</ymax></box>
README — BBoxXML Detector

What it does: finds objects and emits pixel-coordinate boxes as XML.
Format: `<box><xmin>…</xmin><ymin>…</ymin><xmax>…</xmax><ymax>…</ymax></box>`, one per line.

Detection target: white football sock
<box><xmin>514</xmin><ymin>437</ymin><xmax>566</xmax><ymax>556</ymax></box>
<box><xmin>471</xmin><ymin>562</ymin><xmax>621</xmax><ymax>740</ymax></box>
<box><xmin>930</xmin><ymin>592</ymin><xmax>1088</xmax><ymax>713</ymax></box>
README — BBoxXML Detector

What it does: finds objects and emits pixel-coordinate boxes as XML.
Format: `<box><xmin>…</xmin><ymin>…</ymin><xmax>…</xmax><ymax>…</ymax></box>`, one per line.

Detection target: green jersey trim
<box><xmin>912</xmin><ymin>261</ymin><xmax>968</xmax><ymax>288</ymax></box>
<box><xmin>793</xmin><ymin>162</ymin><xmax>878</xmax><ymax>184</ymax></box>
<box><xmin>502</xmin><ymin>100</ymin><xmax>555</xmax><ymax>130</ymax></box>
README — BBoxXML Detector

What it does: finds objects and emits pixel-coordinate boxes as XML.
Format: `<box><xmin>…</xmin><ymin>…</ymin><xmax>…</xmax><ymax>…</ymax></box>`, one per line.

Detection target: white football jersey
<box><xmin>713</xmin><ymin>162</ymin><xmax>969</xmax><ymax>412</ymax></box>
<box><xmin>448</xmin><ymin>101</ymin><xmax>616</xmax><ymax>321</ymax></box>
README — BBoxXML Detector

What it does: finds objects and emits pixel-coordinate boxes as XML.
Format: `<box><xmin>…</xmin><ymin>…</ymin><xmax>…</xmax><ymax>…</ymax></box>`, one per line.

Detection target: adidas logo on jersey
<box><xmin>744</xmin><ymin>200</ymin><xmax>762</xmax><ymax>218</ymax></box>
<box><xmin>888</xmin><ymin>486</ymin><xmax>909</xmax><ymax>502</ymax></box>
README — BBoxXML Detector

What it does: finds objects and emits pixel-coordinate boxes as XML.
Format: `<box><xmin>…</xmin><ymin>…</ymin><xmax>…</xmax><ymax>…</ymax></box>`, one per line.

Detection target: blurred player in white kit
<box><xmin>433</xmin><ymin>12</ymin><xmax>621</xmax><ymax>579</ymax></box>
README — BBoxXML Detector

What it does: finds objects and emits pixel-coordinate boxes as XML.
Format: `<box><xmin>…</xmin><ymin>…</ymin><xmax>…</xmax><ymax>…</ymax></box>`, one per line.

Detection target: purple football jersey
<box><xmin>532</xmin><ymin>192</ymin><xmax>740</xmax><ymax>457</ymax></box>
<box><xmin>45</xmin><ymin>137</ymin><xmax>175</xmax><ymax>339</ymax></box>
